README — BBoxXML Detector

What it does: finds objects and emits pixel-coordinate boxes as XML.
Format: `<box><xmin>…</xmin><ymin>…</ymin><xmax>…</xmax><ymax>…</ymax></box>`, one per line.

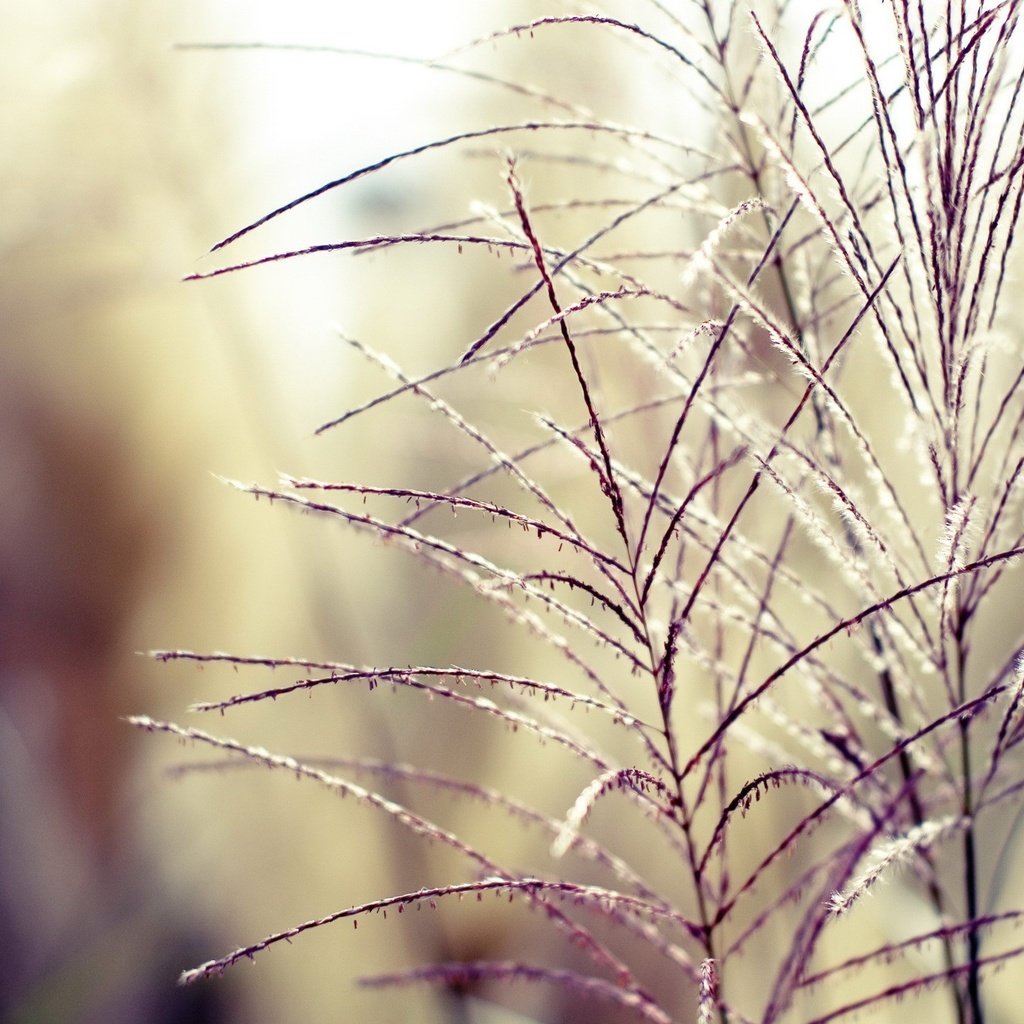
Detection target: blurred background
<box><xmin>0</xmin><ymin>2</ymin><xmax>533</xmax><ymax>1021</ymax></box>
<box><xmin>4</xmin><ymin>1</ymin><xmax>677</xmax><ymax>1020</ymax></box>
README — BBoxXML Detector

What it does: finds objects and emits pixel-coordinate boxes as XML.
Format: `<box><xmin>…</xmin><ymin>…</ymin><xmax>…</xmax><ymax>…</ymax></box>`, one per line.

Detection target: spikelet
<box><xmin>828</xmin><ymin>816</ymin><xmax>966</xmax><ymax>916</ymax></box>
<box><xmin>697</xmin><ymin>958</ymin><xmax>717</xmax><ymax>1024</ymax></box>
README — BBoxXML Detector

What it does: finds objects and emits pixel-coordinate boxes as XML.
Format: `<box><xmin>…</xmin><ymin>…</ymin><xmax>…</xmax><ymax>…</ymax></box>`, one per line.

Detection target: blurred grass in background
<box><xmin>0</xmin><ymin>2</ymin><xmax>515</xmax><ymax>1020</ymax></box>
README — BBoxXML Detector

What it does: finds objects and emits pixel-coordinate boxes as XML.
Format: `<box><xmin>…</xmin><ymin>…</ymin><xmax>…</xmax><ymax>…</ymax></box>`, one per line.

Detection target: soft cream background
<box><xmin>3</xmin><ymin>3</ymin><xmax>641</xmax><ymax>1022</ymax></box>
<box><xmin>1</xmin><ymin>3</ymin><xmax>508</xmax><ymax>1021</ymax></box>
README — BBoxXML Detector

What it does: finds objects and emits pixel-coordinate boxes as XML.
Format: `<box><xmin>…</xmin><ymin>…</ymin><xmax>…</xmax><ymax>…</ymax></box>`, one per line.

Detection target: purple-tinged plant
<box><xmin>138</xmin><ymin>3</ymin><xmax>1024</xmax><ymax>1021</ymax></box>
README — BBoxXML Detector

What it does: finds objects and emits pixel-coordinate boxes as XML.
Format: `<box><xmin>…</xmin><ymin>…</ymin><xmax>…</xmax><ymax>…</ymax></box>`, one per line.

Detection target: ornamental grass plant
<box><xmin>137</xmin><ymin>3</ymin><xmax>1024</xmax><ymax>1021</ymax></box>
